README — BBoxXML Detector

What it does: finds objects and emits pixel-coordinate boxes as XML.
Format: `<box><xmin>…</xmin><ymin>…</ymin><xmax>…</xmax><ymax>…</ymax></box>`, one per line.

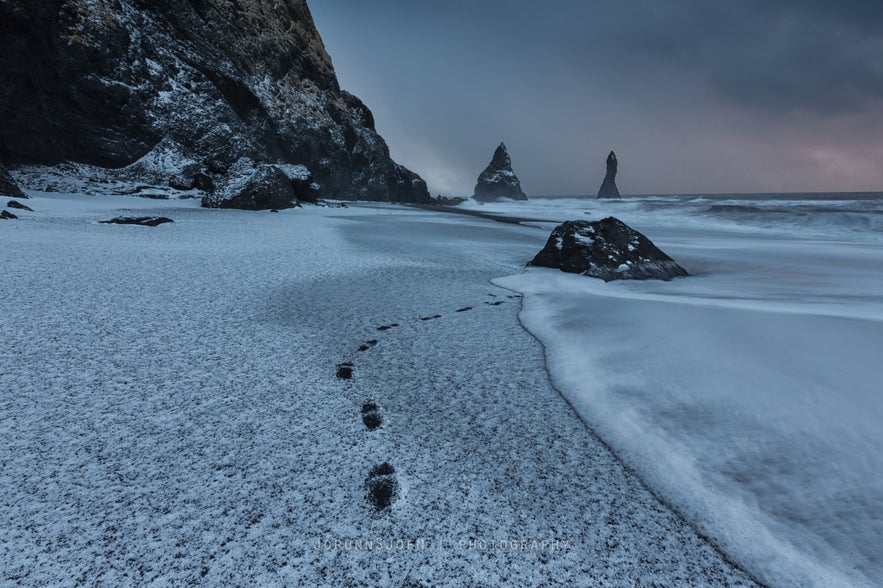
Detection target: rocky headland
<box><xmin>0</xmin><ymin>0</ymin><xmax>430</xmax><ymax>207</ymax></box>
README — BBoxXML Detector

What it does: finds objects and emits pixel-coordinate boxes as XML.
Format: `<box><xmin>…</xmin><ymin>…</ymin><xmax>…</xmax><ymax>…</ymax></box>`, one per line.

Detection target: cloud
<box><xmin>310</xmin><ymin>1</ymin><xmax>883</xmax><ymax>194</ymax></box>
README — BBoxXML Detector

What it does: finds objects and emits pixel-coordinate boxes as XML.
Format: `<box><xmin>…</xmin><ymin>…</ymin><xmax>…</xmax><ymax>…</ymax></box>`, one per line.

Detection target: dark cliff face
<box><xmin>0</xmin><ymin>0</ymin><xmax>429</xmax><ymax>203</ymax></box>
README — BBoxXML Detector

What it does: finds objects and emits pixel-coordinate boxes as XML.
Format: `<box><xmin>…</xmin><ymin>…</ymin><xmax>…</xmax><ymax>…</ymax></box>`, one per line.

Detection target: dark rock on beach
<box><xmin>597</xmin><ymin>151</ymin><xmax>621</xmax><ymax>199</ymax></box>
<box><xmin>0</xmin><ymin>0</ymin><xmax>430</xmax><ymax>204</ymax></box>
<box><xmin>202</xmin><ymin>165</ymin><xmax>298</xmax><ymax>211</ymax></box>
<box><xmin>100</xmin><ymin>216</ymin><xmax>174</xmax><ymax>227</ymax></box>
<box><xmin>529</xmin><ymin>217</ymin><xmax>689</xmax><ymax>281</ymax></box>
<box><xmin>7</xmin><ymin>200</ymin><xmax>33</xmax><ymax>211</ymax></box>
<box><xmin>473</xmin><ymin>143</ymin><xmax>528</xmax><ymax>202</ymax></box>
<box><xmin>431</xmin><ymin>195</ymin><xmax>468</xmax><ymax>206</ymax></box>
<box><xmin>169</xmin><ymin>164</ymin><xmax>214</xmax><ymax>193</ymax></box>
<box><xmin>0</xmin><ymin>164</ymin><xmax>27</xmax><ymax>199</ymax></box>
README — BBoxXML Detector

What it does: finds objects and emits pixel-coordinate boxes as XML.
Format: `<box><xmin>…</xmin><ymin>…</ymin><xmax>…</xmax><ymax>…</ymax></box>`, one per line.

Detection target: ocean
<box><xmin>492</xmin><ymin>192</ymin><xmax>883</xmax><ymax>587</ymax></box>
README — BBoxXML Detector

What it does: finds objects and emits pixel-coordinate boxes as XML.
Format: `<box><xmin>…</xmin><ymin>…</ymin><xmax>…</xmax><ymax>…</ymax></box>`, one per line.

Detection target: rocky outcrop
<box><xmin>100</xmin><ymin>216</ymin><xmax>175</xmax><ymax>226</ymax></box>
<box><xmin>0</xmin><ymin>164</ymin><xmax>27</xmax><ymax>199</ymax></box>
<box><xmin>1</xmin><ymin>210</ymin><xmax>19</xmax><ymax>220</ymax></box>
<box><xmin>203</xmin><ymin>165</ymin><xmax>296</xmax><ymax>210</ymax></box>
<box><xmin>597</xmin><ymin>151</ymin><xmax>621</xmax><ymax>199</ymax></box>
<box><xmin>473</xmin><ymin>143</ymin><xmax>528</xmax><ymax>202</ymax></box>
<box><xmin>7</xmin><ymin>200</ymin><xmax>33</xmax><ymax>211</ymax></box>
<box><xmin>529</xmin><ymin>217</ymin><xmax>688</xmax><ymax>281</ymax></box>
<box><xmin>0</xmin><ymin>0</ymin><xmax>430</xmax><ymax>204</ymax></box>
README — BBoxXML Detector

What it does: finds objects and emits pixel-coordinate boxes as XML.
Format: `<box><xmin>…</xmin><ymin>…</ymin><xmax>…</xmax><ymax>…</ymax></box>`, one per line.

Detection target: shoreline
<box><xmin>1</xmin><ymin>194</ymin><xmax>760</xmax><ymax>585</ymax></box>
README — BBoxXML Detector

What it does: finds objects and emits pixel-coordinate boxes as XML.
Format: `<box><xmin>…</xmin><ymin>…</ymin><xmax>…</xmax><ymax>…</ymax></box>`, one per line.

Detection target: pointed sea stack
<box><xmin>597</xmin><ymin>151</ymin><xmax>621</xmax><ymax>199</ymax></box>
<box><xmin>473</xmin><ymin>143</ymin><xmax>528</xmax><ymax>202</ymax></box>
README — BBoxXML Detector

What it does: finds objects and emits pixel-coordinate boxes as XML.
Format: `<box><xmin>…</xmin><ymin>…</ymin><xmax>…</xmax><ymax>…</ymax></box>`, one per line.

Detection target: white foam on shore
<box><xmin>494</xmin><ymin>194</ymin><xmax>883</xmax><ymax>587</ymax></box>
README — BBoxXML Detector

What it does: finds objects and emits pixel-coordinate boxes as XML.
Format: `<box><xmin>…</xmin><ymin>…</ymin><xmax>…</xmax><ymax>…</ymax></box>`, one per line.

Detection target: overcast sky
<box><xmin>310</xmin><ymin>1</ymin><xmax>883</xmax><ymax>196</ymax></box>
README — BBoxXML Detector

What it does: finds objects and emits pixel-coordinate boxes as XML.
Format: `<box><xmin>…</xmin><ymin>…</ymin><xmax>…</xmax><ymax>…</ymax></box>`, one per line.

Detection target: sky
<box><xmin>310</xmin><ymin>1</ymin><xmax>883</xmax><ymax>196</ymax></box>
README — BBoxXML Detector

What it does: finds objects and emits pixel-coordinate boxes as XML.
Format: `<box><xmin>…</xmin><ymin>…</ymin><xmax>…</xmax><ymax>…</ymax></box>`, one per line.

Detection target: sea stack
<box><xmin>473</xmin><ymin>143</ymin><xmax>528</xmax><ymax>202</ymax></box>
<box><xmin>597</xmin><ymin>151</ymin><xmax>621</xmax><ymax>199</ymax></box>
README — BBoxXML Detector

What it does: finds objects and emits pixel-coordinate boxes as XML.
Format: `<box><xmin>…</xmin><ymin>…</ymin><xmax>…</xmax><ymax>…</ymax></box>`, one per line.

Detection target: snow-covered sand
<box><xmin>0</xmin><ymin>192</ymin><xmax>756</xmax><ymax>586</ymax></box>
<box><xmin>491</xmin><ymin>194</ymin><xmax>883</xmax><ymax>588</ymax></box>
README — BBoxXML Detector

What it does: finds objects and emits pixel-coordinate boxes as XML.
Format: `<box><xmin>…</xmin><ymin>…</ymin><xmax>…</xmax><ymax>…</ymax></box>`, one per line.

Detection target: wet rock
<box><xmin>529</xmin><ymin>217</ymin><xmax>689</xmax><ymax>281</ymax></box>
<box><xmin>100</xmin><ymin>216</ymin><xmax>174</xmax><ymax>227</ymax></box>
<box><xmin>473</xmin><ymin>143</ymin><xmax>528</xmax><ymax>202</ymax></box>
<box><xmin>430</xmin><ymin>195</ymin><xmax>468</xmax><ymax>206</ymax></box>
<box><xmin>597</xmin><ymin>151</ymin><xmax>621</xmax><ymax>199</ymax></box>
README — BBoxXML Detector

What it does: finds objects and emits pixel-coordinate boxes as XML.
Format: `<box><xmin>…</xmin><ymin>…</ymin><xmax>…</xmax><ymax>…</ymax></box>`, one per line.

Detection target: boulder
<box><xmin>473</xmin><ymin>143</ymin><xmax>528</xmax><ymax>202</ymax></box>
<box><xmin>1</xmin><ymin>209</ymin><xmax>19</xmax><ymax>219</ymax></box>
<box><xmin>430</xmin><ymin>195</ymin><xmax>468</xmax><ymax>206</ymax></box>
<box><xmin>100</xmin><ymin>216</ymin><xmax>174</xmax><ymax>227</ymax></box>
<box><xmin>275</xmin><ymin>164</ymin><xmax>320</xmax><ymax>203</ymax></box>
<box><xmin>169</xmin><ymin>163</ymin><xmax>214</xmax><ymax>193</ymax></box>
<box><xmin>597</xmin><ymin>151</ymin><xmax>621</xmax><ymax>199</ymax></box>
<box><xmin>529</xmin><ymin>217</ymin><xmax>688</xmax><ymax>281</ymax></box>
<box><xmin>0</xmin><ymin>164</ymin><xmax>27</xmax><ymax>199</ymax></box>
<box><xmin>7</xmin><ymin>199</ymin><xmax>33</xmax><ymax>211</ymax></box>
<box><xmin>202</xmin><ymin>165</ymin><xmax>297</xmax><ymax>210</ymax></box>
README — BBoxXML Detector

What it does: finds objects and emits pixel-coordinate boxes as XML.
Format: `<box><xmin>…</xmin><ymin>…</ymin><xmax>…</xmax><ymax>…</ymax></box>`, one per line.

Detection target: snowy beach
<box><xmin>2</xmin><ymin>189</ymin><xmax>881</xmax><ymax>586</ymax></box>
<box><xmin>1</xmin><ymin>192</ymin><xmax>755</xmax><ymax>586</ymax></box>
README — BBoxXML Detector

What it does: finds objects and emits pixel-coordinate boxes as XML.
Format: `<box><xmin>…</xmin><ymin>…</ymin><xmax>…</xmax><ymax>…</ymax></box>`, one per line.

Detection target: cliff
<box><xmin>0</xmin><ymin>0</ymin><xmax>430</xmax><ymax>203</ymax></box>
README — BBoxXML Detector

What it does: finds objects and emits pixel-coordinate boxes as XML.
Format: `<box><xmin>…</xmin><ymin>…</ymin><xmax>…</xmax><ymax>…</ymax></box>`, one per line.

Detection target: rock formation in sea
<box><xmin>0</xmin><ymin>0</ymin><xmax>430</xmax><ymax>206</ymax></box>
<box><xmin>0</xmin><ymin>164</ymin><xmax>27</xmax><ymax>199</ymax></box>
<box><xmin>473</xmin><ymin>143</ymin><xmax>528</xmax><ymax>202</ymax></box>
<box><xmin>597</xmin><ymin>151</ymin><xmax>621</xmax><ymax>199</ymax></box>
<box><xmin>529</xmin><ymin>217</ymin><xmax>688</xmax><ymax>281</ymax></box>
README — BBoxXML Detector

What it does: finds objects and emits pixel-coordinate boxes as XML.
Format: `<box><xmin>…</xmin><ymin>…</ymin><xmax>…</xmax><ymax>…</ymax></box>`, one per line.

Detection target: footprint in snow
<box><xmin>358</xmin><ymin>339</ymin><xmax>378</xmax><ymax>352</ymax></box>
<box><xmin>366</xmin><ymin>462</ymin><xmax>397</xmax><ymax>511</ymax></box>
<box><xmin>361</xmin><ymin>402</ymin><xmax>382</xmax><ymax>431</ymax></box>
<box><xmin>336</xmin><ymin>362</ymin><xmax>353</xmax><ymax>379</ymax></box>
